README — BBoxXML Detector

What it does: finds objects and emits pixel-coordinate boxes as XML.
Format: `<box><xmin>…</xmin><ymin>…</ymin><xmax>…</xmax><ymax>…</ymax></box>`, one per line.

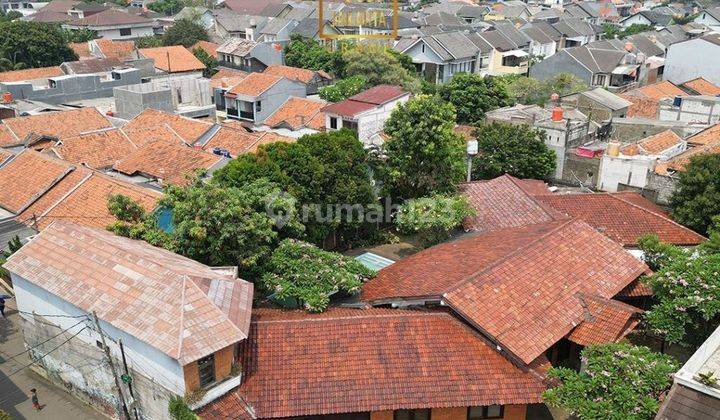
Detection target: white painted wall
<box><xmin>325</xmin><ymin>94</ymin><xmax>410</xmax><ymax>145</ymax></box>
<box><xmin>597</xmin><ymin>154</ymin><xmax>656</xmax><ymax>192</ymax></box>
<box><xmin>665</xmin><ymin>39</ymin><xmax>720</xmax><ymax>86</ymax></box>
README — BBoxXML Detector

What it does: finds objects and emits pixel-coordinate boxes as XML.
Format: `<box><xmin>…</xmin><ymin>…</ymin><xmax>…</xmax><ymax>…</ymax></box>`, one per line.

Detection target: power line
<box><xmin>0</xmin><ymin>319</ymin><xmax>87</xmax><ymax>364</ymax></box>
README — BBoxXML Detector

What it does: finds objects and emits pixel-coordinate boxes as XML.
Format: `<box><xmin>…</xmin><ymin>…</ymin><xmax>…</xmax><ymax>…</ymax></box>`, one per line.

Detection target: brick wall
<box><xmin>183</xmin><ymin>361</ymin><xmax>200</xmax><ymax>392</ymax></box>
<box><xmin>183</xmin><ymin>344</ymin><xmax>236</xmax><ymax>393</ymax></box>
<box><xmin>504</xmin><ymin>404</ymin><xmax>527</xmax><ymax>420</ymax></box>
<box><xmin>431</xmin><ymin>407</ymin><xmax>466</xmax><ymax>419</ymax></box>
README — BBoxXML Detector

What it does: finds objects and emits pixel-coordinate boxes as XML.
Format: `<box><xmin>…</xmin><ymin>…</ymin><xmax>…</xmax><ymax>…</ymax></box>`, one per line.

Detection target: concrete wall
<box><xmin>370</xmin><ymin>405</ymin><xmax>527</xmax><ymax>420</ymax></box>
<box><xmin>665</xmin><ymin>39</ymin><xmax>720</xmax><ymax>86</ymax></box>
<box><xmin>575</xmin><ymin>94</ymin><xmax>628</xmax><ymax>123</ymax></box>
<box><xmin>597</xmin><ymin>154</ymin><xmax>655</xmax><ymax>192</ymax></box>
<box><xmin>114</xmin><ymin>76</ymin><xmax>213</xmax><ymax>119</ymax></box>
<box><xmin>231</xmin><ymin>78</ymin><xmax>306</xmax><ymax>123</ymax></box>
<box><xmin>611</xmin><ymin>118</ymin><xmax>706</xmax><ymax>142</ymax></box>
<box><xmin>646</xmin><ymin>171</ymin><xmax>678</xmax><ymax>205</ymax></box>
<box><xmin>11</xmin><ymin>273</ymin><xmax>183</xmax><ymax>420</ymax></box>
<box><xmin>561</xmin><ymin>152</ymin><xmax>601</xmax><ymax>187</ymax></box>
<box><xmin>658</xmin><ymin>97</ymin><xmax>720</xmax><ymax>125</ymax></box>
<box><xmin>114</xmin><ymin>83</ymin><xmax>174</xmax><ymax>119</ymax></box>
<box><xmin>356</xmin><ymin>95</ymin><xmax>410</xmax><ymax>144</ymax></box>
<box><xmin>0</xmin><ymin>69</ymin><xmax>142</xmax><ymax>105</ymax></box>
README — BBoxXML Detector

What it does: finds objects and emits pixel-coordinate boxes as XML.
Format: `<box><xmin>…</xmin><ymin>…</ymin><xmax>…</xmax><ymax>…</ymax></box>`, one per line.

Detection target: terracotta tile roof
<box><xmin>0</xmin><ymin>149</ymin><xmax>13</xmax><ymax>163</ymax></box>
<box><xmin>322</xmin><ymin>85</ymin><xmax>408</xmax><ymax>118</ymax></box>
<box><xmin>0</xmin><ymin>150</ymin><xmax>74</xmax><ymax>213</ymax></box>
<box><xmin>16</xmin><ymin>166</ymin><xmax>92</xmax><ymax>227</ymax></box>
<box><xmin>191</xmin><ymin>40</ymin><xmax>220</xmax><ymax>57</ymax></box>
<box><xmin>122</xmin><ymin>109</ymin><xmax>213</xmax><ymax>143</ymax></box>
<box><xmin>567</xmin><ymin>294</ymin><xmax>642</xmax><ymax>346</ymax></box>
<box><xmin>197</xmin><ymin>393</ymin><xmax>253</xmax><ymax>420</ymax></box>
<box><xmin>442</xmin><ymin>219</ymin><xmax>647</xmax><ymax>364</ymax></box>
<box><xmin>622</xmin><ymin>81</ymin><xmax>687</xmax><ymax>118</ymax></box>
<box><xmin>460</xmin><ymin>174</ymin><xmax>563</xmax><ymax>233</ymax></box>
<box><xmin>534</xmin><ymin>193</ymin><xmax>705</xmax><ymax>246</ymax></box>
<box><xmin>113</xmin><ymin>140</ymin><xmax>222</xmax><ymax>185</ymax></box>
<box><xmin>682</xmin><ymin>77</ymin><xmax>720</xmax><ymax>96</ymax></box>
<box><xmin>263</xmin><ymin>65</ymin><xmax>331</xmax><ymax>84</ymax></box>
<box><xmin>620</xmin><ymin>130</ymin><xmax>683</xmax><ymax>156</ymax></box>
<box><xmin>121</xmin><ymin>125</ymin><xmax>186</xmax><ymax>147</ymax></box>
<box><xmin>94</xmin><ymin>39</ymin><xmax>135</xmax><ymax>60</ymax></box>
<box><xmin>611</xmin><ymin>191</ymin><xmax>669</xmax><ymax>214</ymax></box>
<box><xmin>139</xmin><ymin>46</ymin><xmax>205</xmax><ymax>73</ymax></box>
<box><xmin>0</xmin><ymin>125</ymin><xmax>18</xmax><ymax>147</ymax></box>
<box><xmin>211</xmin><ymin>67</ymin><xmax>249</xmax><ymax>81</ymax></box>
<box><xmin>69</xmin><ymin>42</ymin><xmax>93</xmax><ymax>60</ymax></box>
<box><xmin>200</xmin><ymin>308</ymin><xmax>546</xmax><ymax>418</ymax></box>
<box><xmin>202</xmin><ymin>126</ymin><xmax>294</xmax><ymax>156</ymax></box>
<box><xmin>0</xmin><ymin>108</ymin><xmax>113</xmax><ymax>145</ymax></box>
<box><xmin>655</xmin><ymin>141</ymin><xmax>720</xmax><ymax>175</ymax></box>
<box><xmin>263</xmin><ymin>97</ymin><xmax>327</xmax><ymax>131</ymax></box>
<box><xmin>617</xmin><ymin>278</ymin><xmax>652</xmax><ymax>297</ymax></box>
<box><xmin>686</xmin><ymin>123</ymin><xmax>720</xmax><ymax>146</ymax></box>
<box><xmin>53</xmin><ymin>129</ymin><xmax>137</xmax><ymax>169</ymax></box>
<box><xmin>0</xmin><ymin>66</ymin><xmax>64</xmax><ymax>82</ymax></box>
<box><xmin>227</xmin><ymin>72</ymin><xmax>282</xmax><ymax>97</ymax></box>
<box><xmin>4</xmin><ymin>221</ymin><xmax>253</xmax><ymax>365</ymax></box>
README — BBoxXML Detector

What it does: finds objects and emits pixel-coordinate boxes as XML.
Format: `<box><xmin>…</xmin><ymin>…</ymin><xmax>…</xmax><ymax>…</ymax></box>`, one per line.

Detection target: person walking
<box><xmin>31</xmin><ymin>388</ymin><xmax>40</xmax><ymax>411</ymax></box>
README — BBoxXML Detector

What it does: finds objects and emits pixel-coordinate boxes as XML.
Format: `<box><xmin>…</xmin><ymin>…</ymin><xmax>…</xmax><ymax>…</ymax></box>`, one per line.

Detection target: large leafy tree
<box><xmin>319</xmin><ymin>75</ymin><xmax>366</xmax><ymax>102</ymax></box>
<box><xmin>543</xmin><ymin>343</ymin><xmax>678</xmax><ymax>420</ymax></box>
<box><xmin>213</xmin><ymin>129</ymin><xmax>376</xmax><ymax>244</ymax></box>
<box><xmin>670</xmin><ymin>153</ymin><xmax>720</xmax><ymax>235</ymax></box>
<box><xmin>438</xmin><ymin>73</ymin><xmax>512</xmax><ymax>124</ymax></box>
<box><xmin>382</xmin><ymin>95</ymin><xmax>466</xmax><ymax>200</ymax></box>
<box><xmin>499</xmin><ymin>73</ymin><xmax>587</xmax><ymax>106</ymax></box>
<box><xmin>284</xmin><ymin>35</ymin><xmax>344</xmax><ymax>75</ymax></box>
<box><xmin>341</xmin><ymin>44</ymin><xmax>421</xmax><ymax>93</ymax></box>
<box><xmin>471</xmin><ymin>121</ymin><xmax>556</xmax><ymax>180</ymax></box>
<box><xmin>262</xmin><ymin>239</ymin><xmax>375</xmax><ymax>312</ymax></box>
<box><xmin>192</xmin><ymin>47</ymin><xmax>217</xmax><ymax>77</ymax></box>
<box><xmin>162</xmin><ymin>18</ymin><xmax>208</xmax><ymax>47</ymax></box>
<box><xmin>0</xmin><ymin>21</ymin><xmax>77</xmax><ymax>69</ymax></box>
<box><xmin>148</xmin><ymin>0</ymin><xmax>182</xmax><ymax>15</ymax></box>
<box><xmin>394</xmin><ymin>195</ymin><xmax>474</xmax><ymax>247</ymax></box>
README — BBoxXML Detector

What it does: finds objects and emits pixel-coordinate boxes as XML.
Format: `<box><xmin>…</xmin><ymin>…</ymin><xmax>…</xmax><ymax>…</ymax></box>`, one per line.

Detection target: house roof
<box><xmin>122</xmin><ymin>109</ymin><xmax>213</xmax><ymax>143</ymax></box>
<box><xmin>69</xmin><ymin>8</ymin><xmax>153</xmax><ymax>26</ymax></box>
<box><xmin>686</xmin><ymin>123</ymin><xmax>720</xmax><ymax>146</ymax></box>
<box><xmin>620</xmin><ymin>129</ymin><xmax>683</xmax><ymax>156</ymax></box>
<box><xmin>364</xmin><ymin>219</ymin><xmax>647</xmax><ymax>364</ymax></box>
<box><xmin>322</xmin><ymin>85</ymin><xmax>407</xmax><ymax>118</ymax></box>
<box><xmin>0</xmin><ymin>107</ymin><xmax>113</xmax><ymax>146</ymax></box>
<box><xmin>199</xmin><ymin>308</ymin><xmax>546</xmax><ymax>419</ymax></box>
<box><xmin>69</xmin><ymin>42</ymin><xmax>93</xmax><ymax>60</ymax></box>
<box><xmin>263</xmin><ymin>97</ymin><xmax>326</xmax><ymax>131</ymax></box>
<box><xmin>222</xmin><ymin>0</ymin><xmax>283</xmax><ymax>15</ymax></box>
<box><xmin>461</xmin><ymin>175</ymin><xmax>561</xmax><ymax>233</ymax></box>
<box><xmin>191</xmin><ymin>40</ymin><xmax>219</xmax><ymax>57</ymax></box>
<box><xmin>0</xmin><ymin>66</ymin><xmax>65</xmax><ymax>82</ymax></box>
<box><xmin>263</xmin><ymin>65</ymin><xmax>331</xmax><ymax>84</ymax></box>
<box><xmin>580</xmin><ymin>87</ymin><xmax>633</xmax><ymax>111</ymax></box>
<box><xmin>0</xmin><ymin>150</ymin><xmax>74</xmax><ymax>214</ymax></box>
<box><xmin>139</xmin><ymin>46</ymin><xmax>205</xmax><ymax>73</ymax></box>
<box><xmin>227</xmin><ymin>72</ymin><xmax>283</xmax><ymax>97</ymax></box>
<box><xmin>62</xmin><ymin>57</ymin><xmax>124</xmax><ymax>75</ymax></box>
<box><xmin>216</xmin><ymin>37</ymin><xmax>258</xmax><ymax>57</ymax></box>
<box><xmin>565</xmin><ymin>45</ymin><xmax>627</xmax><ymax>74</ymax></box>
<box><xmin>655</xmin><ymin>139</ymin><xmax>720</xmax><ymax>175</ymax></box>
<box><xmin>4</xmin><ymin>221</ymin><xmax>253</xmax><ymax>365</ymax></box>
<box><xmin>53</xmin><ymin>129</ymin><xmax>137</xmax><ymax>169</ymax></box>
<box><xmin>567</xmin><ymin>294</ymin><xmax>642</xmax><ymax>346</ymax></box>
<box><xmin>94</xmin><ymin>39</ymin><xmax>135</xmax><ymax>60</ymax></box>
<box><xmin>113</xmin><ymin>140</ymin><xmax>222</xmax><ymax>186</ymax></box>
<box><xmin>624</xmin><ymin>80</ymin><xmax>686</xmax><ymax>101</ymax></box>
<box><xmin>681</xmin><ymin>77</ymin><xmax>720</xmax><ymax>96</ymax></box>
<box><xmin>201</xmin><ymin>125</ymin><xmax>294</xmax><ymax>157</ymax></box>
<box><xmin>534</xmin><ymin>193</ymin><xmax>704</xmax><ymax>246</ymax></box>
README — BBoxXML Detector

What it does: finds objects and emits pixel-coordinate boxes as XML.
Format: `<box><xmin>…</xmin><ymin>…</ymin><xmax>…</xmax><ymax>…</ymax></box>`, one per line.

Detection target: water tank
<box><xmin>606</xmin><ymin>142</ymin><xmax>620</xmax><ymax>157</ymax></box>
<box><xmin>2</xmin><ymin>92</ymin><xmax>13</xmax><ymax>104</ymax></box>
<box><xmin>551</xmin><ymin>107</ymin><xmax>564</xmax><ymax>122</ymax></box>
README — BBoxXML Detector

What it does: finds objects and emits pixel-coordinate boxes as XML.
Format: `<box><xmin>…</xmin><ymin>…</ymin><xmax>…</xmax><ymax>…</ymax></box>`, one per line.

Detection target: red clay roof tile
<box><xmin>1</xmin><ymin>108</ymin><xmax>113</xmax><ymax>144</ymax></box>
<box><xmin>567</xmin><ymin>294</ymin><xmax>642</xmax><ymax>346</ymax></box>
<box><xmin>54</xmin><ymin>129</ymin><xmax>137</xmax><ymax>169</ymax></box>
<box><xmin>139</xmin><ymin>46</ymin><xmax>205</xmax><ymax>73</ymax></box>
<box><xmin>0</xmin><ymin>150</ymin><xmax>74</xmax><ymax>213</ymax></box>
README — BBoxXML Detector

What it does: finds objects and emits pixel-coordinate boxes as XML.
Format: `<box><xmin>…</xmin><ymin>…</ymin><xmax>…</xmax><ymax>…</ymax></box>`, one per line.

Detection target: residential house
<box><xmin>121</xmin><ymin>108</ymin><xmax>214</xmax><ymax>144</ymax></box>
<box><xmin>113</xmin><ymin>75</ymin><xmax>215</xmax><ymax>119</ymax></box>
<box><xmin>221</xmin><ymin>72</ymin><xmax>306</xmax><ymax>124</ymax></box>
<box><xmin>221</xmin><ymin>0</ymin><xmax>284</xmax><ymax>15</ymax></box>
<box><xmin>62</xmin><ymin>8</ymin><xmax>156</xmax><ymax>40</ymax></box>
<box><xmin>597</xmin><ymin>130</ymin><xmax>687</xmax><ymax>192</ymax></box>
<box><xmin>552</xmin><ymin>18</ymin><xmax>601</xmax><ymax>47</ymax></box>
<box><xmin>263</xmin><ymin>65</ymin><xmax>332</xmax><ymax>95</ymax></box>
<box><xmin>658</xmin><ymin>95</ymin><xmax>720</xmax><ymax>125</ymax></box>
<box><xmin>191</xmin><ymin>40</ymin><xmax>220</xmax><ymax>58</ymax></box>
<box><xmin>622</xmin><ymin>80</ymin><xmax>687</xmax><ymax>118</ymax></box>
<box><xmin>665</xmin><ymin>33</ymin><xmax>720</xmax><ymax>86</ymax></box>
<box><xmin>620</xmin><ymin>10</ymin><xmax>674</xmax><ymax>28</ymax></box>
<box><xmin>213</xmin><ymin>9</ymin><xmax>268</xmax><ymax>40</ymax></box>
<box><xmin>173</xmin><ymin>6</ymin><xmax>214</xmax><ymax>29</ymax></box>
<box><xmin>289</xmin><ymin>16</ymin><xmax>341</xmax><ymax>41</ymax></box>
<box><xmin>256</xmin><ymin>17</ymin><xmax>298</xmax><ymax>42</ymax></box>
<box><xmin>564</xmin><ymin>1</ymin><xmax>618</xmax><ymax>25</ymax></box>
<box><xmin>656</xmin><ymin>324</ymin><xmax>720</xmax><ymax>420</ymax></box>
<box><xmin>562</xmin><ymin>87</ymin><xmax>633</xmax><ymax>122</ymax></box>
<box><xmin>694</xmin><ymin>6</ymin><xmax>720</xmax><ymax>32</ymax></box>
<box><xmin>4</xmin><ymin>221</ymin><xmax>253</xmax><ymax>420</ymax></box>
<box><xmin>680</xmin><ymin>78</ymin><xmax>720</xmax><ymax>96</ymax></box>
<box><xmin>90</xmin><ymin>39</ymin><xmax>137</xmax><ymax>60</ymax></box>
<box><xmin>257</xmin><ymin>96</ymin><xmax>326</xmax><ymax>138</ymax></box>
<box><xmin>139</xmin><ymin>46</ymin><xmax>206</xmax><ymax>76</ymax></box>
<box><xmin>60</xmin><ymin>57</ymin><xmax>124</xmax><ymax>75</ymax></box>
<box><xmin>29</xmin><ymin>0</ymin><xmax>82</xmax><ymax>23</ymax></box>
<box><xmin>484</xmin><ymin>1</ymin><xmax>531</xmax><ymax>21</ymax></box>
<box><xmin>1</xmin><ymin>0</ymin><xmax>48</xmax><ymax>16</ymax></box>
<box><xmin>216</xmin><ymin>38</ymin><xmax>283</xmax><ymax>73</ymax></box>
<box><xmin>521</xmin><ymin>24</ymin><xmax>558</xmax><ymax>58</ymax></box>
<box><xmin>196</xmin><ymin>122</ymin><xmax>294</xmax><ymax>157</ymax></box>
<box><xmin>322</xmin><ymin>85</ymin><xmax>410</xmax><ymax>146</ymax></box>
<box><xmin>485</xmin><ymin>104</ymin><xmax>592</xmax><ymax>180</ymax></box>
<box><xmin>478</xmin><ymin>26</ymin><xmax>532</xmax><ymax>76</ymax></box>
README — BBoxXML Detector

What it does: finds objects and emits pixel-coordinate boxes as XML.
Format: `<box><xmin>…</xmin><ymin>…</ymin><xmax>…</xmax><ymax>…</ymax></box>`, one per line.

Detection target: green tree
<box><xmin>162</xmin><ymin>18</ymin><xmax>208</xmax><ymax>47</ymax></box>
<box><xmin>341</xmin><ymin>44</ymin><xmax>421</xmax><ymax>93</ymax></box>
<box><xmin>213</xmin><ymin>129</ymin><xmax>376</xmax><ymax>245</ymax></box>
<box><xmin>148</xmin><ymin>0</ymin><xmax>182</xmax><ymax>15</ymax></box>
<box><xmin>0</xmin><ymin>21</ymin><xmax>77</xmax><ymax>69</ymax></box>
<box><xmin>319</xmin><ymin>75</ymin><xmax>366</xmax><ymax>102</ymax></box>
<box><xmin>543</xmin><ymin>343</ymin><xmax>678</xmax><ymax>420</ymax></box>
<box><xmin>192</xmin><ymin>47</ymin><xmax>217</xmax><ymax>77</ymax></box>
<box><xmin>134</xmin><ymin>35</ymin><xmax>163</xmax><ymax>49</ymax></box>
<box><xmin>168</xmin><ymin>396</ymin><xmax>196</xmax><ymax>420</ymax></box>
<box><xmin>471</xmin><ymin>122</ymin><xmax>556</xmax><ymax>180</ymax></box>
<box><xmin>388</xmin><ymin>48</ymin><xmax>416</xmax><ymax>74</ymax></box>
<box><xmin>63</xmin><ymin>28</ymin><xmax>98</xmax><ymax>43</ymax></box>
<box><xmin>0</xmin><ymin>10</ymin><xmax>23</xmax><ymax>22</ymax></box>
<box><xmin>262</xmin><ymin>239</ymin><xmax>375</xmax><ymax>312</ymax></box>
<box><xmin>499</xmin><ymin>73</ymin><xmax>587</xmax><ymax>106</ymax></box>
<box><xmin>438</xmin><ymin>73</ymin><xmax>512</xmax><ymax>124</ymax></box>
<box><xmin>637</xmin><ymin>234</ymin><xmax>686</xmax><ymax>271</ymax></box>
<box><xmin>670</xmin><ymin>154</ymin><xmax>720</xmax><ymax>235</ymax></box>
<box><xmin>394</xmin><ymin>195</ymin><xmax>474</xmax><ymax>246</ymax></box>
<box><xmin>284</xmin><ymin>34</ymin><xmax>344</xmax><ymax>75</ymax></box>
<box><xmin>382</xmin><ymin>95</ymin><xmax>466</xmax><ymax>199</ymax></box>
<box><xmin>603</xmin><ymin>23</ymin><xmax>653</xmax><ymax>39</ymax></box>
<box><xmin>546</xmin><ymin>72</ymin><xmax>587</xmax><ymax>97</ymax></box>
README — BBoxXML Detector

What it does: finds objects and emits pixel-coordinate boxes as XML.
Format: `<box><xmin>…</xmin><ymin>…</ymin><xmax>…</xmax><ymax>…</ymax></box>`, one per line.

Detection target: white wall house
<box><xmin>63</xmin><ymin>9</ymin><xmax>156</xmax><ymax>40</ymax></box>
<box><xmin>694</xmin><ymin>7</ymin><xmax>720</xmax><ymax>33</ymax></box>
<box><xmin>665</xmin><ymin>33</ymin><xmax>720</xmax><ymax>87</ymax></box>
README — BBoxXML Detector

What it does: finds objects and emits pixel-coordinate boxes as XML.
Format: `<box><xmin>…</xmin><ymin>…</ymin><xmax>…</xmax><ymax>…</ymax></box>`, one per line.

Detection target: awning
<box><xmin>612</xmin><ymin>64</ymin><xmax>639</xmax><ymax>75</ymax></box>
<box><xmin>503</xmin><ymin>49</ymin><xmax>529</xmax><ymax>57</ymax></box>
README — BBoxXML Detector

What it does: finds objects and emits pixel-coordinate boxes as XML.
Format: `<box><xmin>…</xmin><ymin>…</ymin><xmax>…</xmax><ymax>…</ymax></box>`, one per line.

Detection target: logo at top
<box><xmin>318</xmin><ymin>0</ymin><xmax>399</xmax><ymax>40</ymax></box>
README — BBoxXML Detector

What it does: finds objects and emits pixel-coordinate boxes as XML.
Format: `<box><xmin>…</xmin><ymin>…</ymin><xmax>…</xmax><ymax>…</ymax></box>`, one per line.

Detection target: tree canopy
<box><xmin>543</xmin><ymin>343</ymin><xmax>678</xmax><ymax>420</ymax></box>
<box><xmin>471</xmin><ymin>121</ymin><xmax>556</xmax><ymax>180</ymax></box>
<box><xmin>670</xmin><ymin>153</ymin><xmax>720</xmax><ymax>235</ymax></box>
<box><xmin>319</xmin><ymin>75</ymin><xmax>366</xmax><ymax>102</ymax></box>
<box><xmin>394</xmin><ymin>195</ymin><xmax>474</xmax><ymax>247</ymax></box>
<box><xmin>262</xmin><ymin>239</ymin><xmax>375</xmax><ymax>312</ymax></box>
<box><xmin>437</xmin><ymin>73</ymin><xmax>512</xmax><ymax>124</ymax></box>
<box><xmin>602</xmin><ymin>23</ymin><xmax>653</xmax><ymax>39</ymax></box>
<box><xmin>284</xmin><ymin>35</ymin><xmax>344</xmax><ymax>75</ymax></box>
<box><xmin>341</xmin><ymin>44</ymin><xmax>421</xmax><ymax>93</ymax></box>
<box><xmin>0</xmin><ymin>21</ymin><xmax>77</xmax><ymax>69</ymax></box>
<box><xmin>382</xmin><ymin>95</ymin><xmax>466</xmax><ymax>200</ymax></box>
<box><xmin>192</xmin><ymin>47</ymin><xmax>217</xmax><ymax>77</ymax></box>
<box><xmin>162</xmin><ymin>18</ymin><xmax>208</xmax><ymax>47</ymax></box>
<box><xmin>148</xmin><ymin>0</ymin><xmax>183</xmax><ymax>15</ymax></box>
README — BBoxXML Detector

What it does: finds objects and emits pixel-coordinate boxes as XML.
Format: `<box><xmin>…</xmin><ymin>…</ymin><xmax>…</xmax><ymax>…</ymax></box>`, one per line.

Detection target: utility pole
<box><xmin>93</xmin><ymin>311</ymin><xmax>131</xmax><ymax>420</ymax></box>
<box><xmin>119</xmin><ymin>339</ymin><xmax>139</xmax><ymax>420</ymax></box>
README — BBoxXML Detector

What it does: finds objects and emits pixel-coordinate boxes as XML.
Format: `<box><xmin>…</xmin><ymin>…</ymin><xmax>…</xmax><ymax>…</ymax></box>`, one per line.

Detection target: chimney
<box><xmin>2</xmin><ymin>92</ymin><xmax>13</xmax><ymax>104</ymax></box>
<box><xmin>551</xmin><ymin>106</ymin><xmax>564</xmax><ymax>122</ymax></box>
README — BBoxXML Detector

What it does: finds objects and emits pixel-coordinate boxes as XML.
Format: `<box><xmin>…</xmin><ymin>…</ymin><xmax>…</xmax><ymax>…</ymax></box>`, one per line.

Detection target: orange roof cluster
<box><xmin>4</xmin><ymin>221</ymin><xmax>253</xmax><ymax>365</ymax></box>
<box><xmin>620</xmin><ymin>130</ymin><xmax>683</xmax><ymax>156</ymax></box>
<box><xmin>263</xmin><ymin>65</ymin><xmax>331</xmax><ymax>84</ymax></box>
<box><xmin>567</xmin><ymin>294</ymin><xmax>642</xmax><ymax>346</ymax></box>
<box><xmin>263</xmin><ymin>97</ymin><xmax>327</xmax><ymax>131</ymax></box>
<box><xmin>53</xmin><ymin>129</ymin><xmax>137</xmax><ymax>169</ymax></box>
<box><xmin>681</xmin><ymin>77</ymin><xmax>720</xmax><ymax>96</ymax></box>
<box><xmin>0</xmin><ymin>150</ymin><xmax>74</xmax><ymax>213</ymax></box>
<box><xmin>139</xmin><ymin>45</ymin><xmax>205</xmax><ymax>73</ymax></box>
<box><xmin>69</xmin><ymin>42</ymin><xmax>93</xmax><ymax>60</ymax></box>
<box><xmin>0</xmin><ymin>66</ymin><xmax>64</xmax><ymax>82</ymax></box>
<box><xmin>122</xmin><ymin>109</ymin><xmax>213</xmax><ymax>143</ymax></box>
<box><xmin>200</xmin><ymin>308</ymin><xmax>546</xmax><ymax>419</ymax></box>
<box><xmin>687</xmin><ymin>123</ymin><xmax>720</xmax><ymax>146</ymax></box>
<box><xmin>202</xmin><ymin>124</ymin><xmax>294</xmax><ymax>157</ymax></box>
<box><xmin>655</xmin><ymin>140</ymin><xmax>720</xmax><ymax>175</ymax></box>
<box><xmin>622</xmin><ymin>81</ymin><xmax>687</xmax><ymax>118</ymax></box>
<box><xmin>94</xmin><ymin>39</ymin><xmax>135</xmax><ymax>60</ymax></box>
<box><xmin>227</xmin><ymin>72</ymin><xmax>283</xmax><ymax>97</ymax></box>
<box><xmin>191</xmin><ymin>40</ymin><xmax>220</xmax><ymax>57</ymax></box>
<box><xmin>0</xmin><ymin>108</ymin><xmax>113</xmax><ymax>147</ymax></box>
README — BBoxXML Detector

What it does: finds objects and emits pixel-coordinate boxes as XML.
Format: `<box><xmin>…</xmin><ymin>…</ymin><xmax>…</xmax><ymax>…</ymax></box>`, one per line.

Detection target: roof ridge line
<box><xmin>254</xmin><ymin>310</ymin><xmax>439</xmax><ymax>324</ymax></box>
<box><xmin>504</xmin><ymin>175</ymin><xmax>561</xmax><ymax>219</ymax></box>
<box><xmin>34</xmin><ymin>171</ymin><xmax>94</xmax><ymax>224</ymax></box>
<box><xmin>176</xmin><ymin>275</ymin><xmax>188</xmax><ymax>360</ymax></box>
<box><xmin>608</xmin><ymin>193</ymin><xmax>706</xmax><ymax>239</ymax></box>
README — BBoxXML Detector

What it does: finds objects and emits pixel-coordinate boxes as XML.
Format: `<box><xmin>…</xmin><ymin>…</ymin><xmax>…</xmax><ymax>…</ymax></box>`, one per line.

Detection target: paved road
<box><xmin>0</xmin><ymin>300</ymin><xmax>106</xmax><ymax>420</ymax></box>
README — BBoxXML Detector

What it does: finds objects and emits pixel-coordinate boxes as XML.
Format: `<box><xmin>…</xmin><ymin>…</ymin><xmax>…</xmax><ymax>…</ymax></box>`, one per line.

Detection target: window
<box><xmin>197</xmin><ymin>354</ymin><xmax>215</xmax><ymax>387</ymax></box>
<box><xmin>468</xmin><ymin>405</ymin><xmax>504</xmax><ymax>419</ymax></box>
<box><xmin>119</xmin><ymin>28</ymin><xmax>132</xmax><ymax>36</ymax></box>
<box><xmin>96</xmin><ymin>340</ymin><xmax>106</xmax><ymax>350</ymax></box>
<box><xmin>329</xmin><ymin>116</ymin><xmax>338</xmax><ymax>129</ymax></box>
<box><xmin>394</xmin><ymin>409</ymin><xmax>430</xmax><ymax>420</ymax></box>
<box><xmin>594</xmin><ymin>74</ymin><xmax>607</xmax><ymax>86</ymax></box>
<box><xmin>255</xmin><ymin>101</ymin><xmax>262</xmax><ymax>112</ymax></box>
<box><xmin>421</xmin><ymin>43</ymin><xmax>425</xmax><ymax>53</ymax></box>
